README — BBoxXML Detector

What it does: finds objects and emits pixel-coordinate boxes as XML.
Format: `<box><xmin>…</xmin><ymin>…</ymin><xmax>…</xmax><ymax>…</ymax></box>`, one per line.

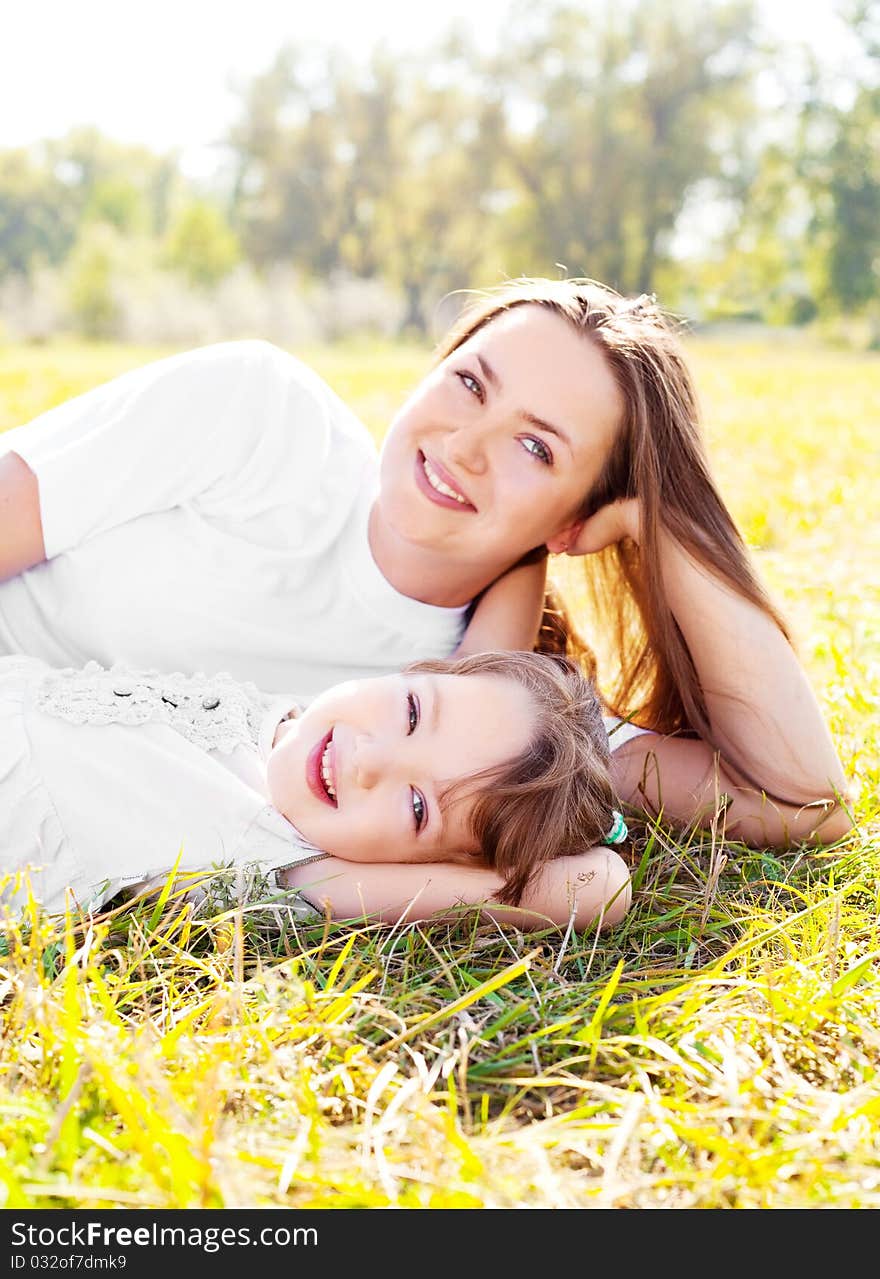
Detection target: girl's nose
<box><xmin>352</xmin><ymin>734</ymin><xmax>389</xmax><ymax>790</ymax></box>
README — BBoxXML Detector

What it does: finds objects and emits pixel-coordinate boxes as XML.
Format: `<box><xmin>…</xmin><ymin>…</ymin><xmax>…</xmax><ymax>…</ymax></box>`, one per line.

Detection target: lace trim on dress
<box><xmin>32</xmin><ymin>661</ymin><xmax>275</xmax><ymax>755</ymax></box>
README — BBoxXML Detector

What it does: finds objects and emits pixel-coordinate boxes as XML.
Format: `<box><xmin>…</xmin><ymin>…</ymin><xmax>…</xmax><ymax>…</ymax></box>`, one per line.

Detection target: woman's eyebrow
<box><xmin>475</xmin><ymin>353</ymin><xmax>574</xmax><ymax>453</ymax></box>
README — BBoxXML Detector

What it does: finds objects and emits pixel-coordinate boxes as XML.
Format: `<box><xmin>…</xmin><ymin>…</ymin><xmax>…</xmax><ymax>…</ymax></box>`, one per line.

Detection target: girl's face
<box><xmin>376</xmin><ymin>305</ymin><xmax>624</xmax><ymax>569</ymax></box>
<box><xmin>266</xmin><ymin>671</ymin><xmax>536</xmax><ymax>862</ymax></box>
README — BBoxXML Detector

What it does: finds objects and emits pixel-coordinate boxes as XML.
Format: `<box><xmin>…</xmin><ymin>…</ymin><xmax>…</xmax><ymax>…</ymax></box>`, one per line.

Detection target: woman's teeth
<box><xmin>423</xmin><ymin>455</ymin><xmax>468</xmax><ymax>504</ymax></box>
<box><xmin>320</xmin><ymin>739</ymin><xmax>336</xmax><ymax>801</ymax></box>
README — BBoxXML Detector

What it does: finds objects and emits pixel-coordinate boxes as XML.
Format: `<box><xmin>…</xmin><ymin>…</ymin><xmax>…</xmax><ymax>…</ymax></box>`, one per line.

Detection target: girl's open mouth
<box><xmin>306</xmin><ymin>728</ymin><xmax>338</xmax><ymax>807</ymax></box>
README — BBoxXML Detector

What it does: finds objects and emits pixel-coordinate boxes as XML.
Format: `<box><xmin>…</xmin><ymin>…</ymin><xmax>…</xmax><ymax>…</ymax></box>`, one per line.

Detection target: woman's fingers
<box><xmin>567</xmin><ymin>498</ymin><xmax>640</xmax><ymax>555</ymax></box>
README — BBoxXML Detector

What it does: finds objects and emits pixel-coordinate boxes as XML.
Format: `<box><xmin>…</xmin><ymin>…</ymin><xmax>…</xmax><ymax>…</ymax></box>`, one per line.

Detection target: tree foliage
<box><xmin>482</xmin><ymin>0</ymin><xmax>758</xmax><ymax>293</ymax></box>
<box><xmin>163</xmin><ymin>200</ymin><xmax>241</xmax><ymax>288</ymax></box>
<box><xmin>823</xmin><ymin>7</ymin><xmax>880</xmax><ymax>313</ymax></box>
<box><xmin>0</xmin><ymin>147</ymin><xmax>79</xmax><ymax>276</ymax></box>
<box><xmin>227</xmin><ymin>45</ymin><xmax>508</xmax><ymax>330</ymax></box>
<box><xmin>0</xmin><ymin>0</ymin><xmax>877</xmax><ymax>337</ymax></box>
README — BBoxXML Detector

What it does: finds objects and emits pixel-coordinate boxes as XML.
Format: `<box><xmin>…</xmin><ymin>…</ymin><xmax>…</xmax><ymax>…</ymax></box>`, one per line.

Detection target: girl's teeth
<box><xmin>423</xmin><ymin>456</ymin><xmax>467</xmax><ymax>504</ymax></box>
<box><xmin>320</xmin><ymin>740</ymin><xmax>336</xmax><ymax>800</ymax></box>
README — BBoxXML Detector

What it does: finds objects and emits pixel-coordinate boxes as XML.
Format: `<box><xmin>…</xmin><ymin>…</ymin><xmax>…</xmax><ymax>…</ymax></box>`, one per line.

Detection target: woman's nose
<box><xmin>446</xmin><ymin>421</ymin><xmax>490</xmax><ymax>475</ymax></box>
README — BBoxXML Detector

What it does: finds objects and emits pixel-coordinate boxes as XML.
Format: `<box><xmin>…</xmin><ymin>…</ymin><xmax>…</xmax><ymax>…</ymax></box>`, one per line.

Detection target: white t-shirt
<box><xmin>0</xmin><ymin>341</ymin><xmax>468</xmax><ymax>700</ymax></box>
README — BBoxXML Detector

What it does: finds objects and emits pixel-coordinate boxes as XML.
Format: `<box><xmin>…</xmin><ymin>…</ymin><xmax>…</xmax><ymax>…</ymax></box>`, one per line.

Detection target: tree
<box><xmin>0</xmin><ymin>128</ymin><xmax>183</xmax><ymax>284</ymax></box>
<box><xmin>824</xmin><ymin>89</ymin><xmax>880</xmax><ymax>313</ymax></box>
<box><xmin>364</xmin><ymin>49</ymin><xmax>509</xmax><ymax>332</ymax></box>
<box><xmin>226</xmin><ymin>44</ymin><xmax>508</xmax><ymax>331</ymax></box>
<box><xmin>46</xmin><ymin>128</ymin><xmax>180</xmax><ymax>238</ymax></box>
<box><xmin>65</xmin><ymin>223</ymin><xmax>124</xmax><ymax>339</ymax></box>
<box><xmin>763</xmin><ymin>1</ymin><xmax>880</xmax><ymax>324</ymax></box>
<box><xmin>0</xmin><ymin>147</ymin><xmax>79</xmax><ymax>277</ymax></box>
<box><xmin>481</xmin><ymin>0</ymin><xmax>759</xmax><ymax>294</ymax></box>
<box><xmin>163</xmin><ymin>199</ymin><xmax>241</xmax><ymax>288</ymax></box>
<box><xmin>822</xmin><ymin>4</ymin><xmax>880</xmax><ymax>316</ymax></box>
<box><xmin>228</xmin><ymin>48</ymin><xmax>357</xmax><ymax>275</ymax></box>
<box><xmin>83</xmin><ymin>176</ymin><xmax>150</xmax><ymax>236</ymax></box>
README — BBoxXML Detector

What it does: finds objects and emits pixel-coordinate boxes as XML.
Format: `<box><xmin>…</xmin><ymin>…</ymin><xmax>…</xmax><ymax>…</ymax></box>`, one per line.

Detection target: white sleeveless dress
<box><xmin>0</xmin><ymin>656</ymin><xmax>328</xmax><ymax>916</ymax></box>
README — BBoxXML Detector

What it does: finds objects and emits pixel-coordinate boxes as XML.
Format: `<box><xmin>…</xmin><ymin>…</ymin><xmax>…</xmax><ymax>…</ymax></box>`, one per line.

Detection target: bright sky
<box><xmin>0</xmin><ymin>0</ymin><xmax>857</xmax><ymax>174</ymax></box>
<box><xmin>0</xmin><ymin>0</ymin><xmax>511</xmax><ymax>166</ymax></box>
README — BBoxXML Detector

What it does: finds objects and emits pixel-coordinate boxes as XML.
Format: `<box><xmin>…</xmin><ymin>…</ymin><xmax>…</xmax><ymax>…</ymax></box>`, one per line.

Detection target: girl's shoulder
<box><xmin>602</xmin><ymin>712</ymin><xmax>656</xmax><ymax>753</ymax></box>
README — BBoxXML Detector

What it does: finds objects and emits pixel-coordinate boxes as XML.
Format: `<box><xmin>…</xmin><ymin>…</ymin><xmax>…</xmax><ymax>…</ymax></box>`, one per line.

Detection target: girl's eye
<box><xmin>456</xmin><ymin>370</ymin><xmax>484</xmax><ymax>402</ymax></box>
<box><xmin>407</xmin><ymin>691</ymin><xmax>420</xmax><ymax>735</ymax></box>
<box><xmin>521</xmin><ymin>436</ymin><xmax>553</xmax><ymax>465</ymax></box>
<box><xmin>411</xmin><ymin>788</ymin><xmax>426</xmax><ymax>833</ymax></box>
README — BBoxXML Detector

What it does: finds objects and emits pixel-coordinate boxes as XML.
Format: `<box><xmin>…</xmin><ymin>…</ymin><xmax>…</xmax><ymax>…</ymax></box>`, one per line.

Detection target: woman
<box><xmin>0</xmin><ymin>278</ymin><xmax>851</xmax><ymax>923</ymax></box>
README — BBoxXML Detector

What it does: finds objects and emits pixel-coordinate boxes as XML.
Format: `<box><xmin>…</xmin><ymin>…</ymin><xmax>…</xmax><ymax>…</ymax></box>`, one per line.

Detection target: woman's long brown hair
<box><xmin>436</xmin><ymin>278</ymin><xmax>792</xmax><ymax>742</ymax></box>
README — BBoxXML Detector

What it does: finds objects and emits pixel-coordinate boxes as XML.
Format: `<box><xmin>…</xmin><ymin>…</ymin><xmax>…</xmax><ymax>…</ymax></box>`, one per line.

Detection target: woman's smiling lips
<box><xmin>415</xmin><ymin>450</ymin><xmax>476</xmax><ymax>511</ymax></box>
<box><xmin>306</xmin><ymin>728</ymin><xmax>337</xmax><ymax>806</ymax></box>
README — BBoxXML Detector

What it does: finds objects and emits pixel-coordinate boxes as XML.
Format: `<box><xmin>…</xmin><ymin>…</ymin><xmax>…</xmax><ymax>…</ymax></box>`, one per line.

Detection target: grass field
<box><xmin>0</xmin><ymin>334</ymin><xmax>877</xmax><ymax>1209</ymax></box>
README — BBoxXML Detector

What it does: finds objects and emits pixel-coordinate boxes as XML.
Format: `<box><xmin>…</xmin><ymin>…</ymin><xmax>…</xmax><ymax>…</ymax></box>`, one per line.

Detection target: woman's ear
<box><xmin>545</xmin><ymin>521</ymin><xmax>584</xmax><ymax>555</ymax></box>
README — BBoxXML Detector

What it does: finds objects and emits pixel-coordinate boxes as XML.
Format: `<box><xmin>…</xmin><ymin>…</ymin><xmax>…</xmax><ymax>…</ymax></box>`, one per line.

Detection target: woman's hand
<box><xmin>564</xmin><ymin>497</ymin><xmax>641</xmax><ymax>556</ymax></box>
<box><xmin>558</xmin><ymin>489</ymin><xmax>850</xmax><ymax>824</ymax></box>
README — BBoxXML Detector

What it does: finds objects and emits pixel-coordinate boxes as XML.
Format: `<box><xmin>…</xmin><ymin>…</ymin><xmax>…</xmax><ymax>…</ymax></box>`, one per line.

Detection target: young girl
<box><xmin>0</xmin><ymin>650</ymin><xmax>634</xmax><ymax>933</ymax></box>
<box><xmin>0</xmin><ymin>277</ymin><xmax>851</xmax><ymax>857</ymax></box>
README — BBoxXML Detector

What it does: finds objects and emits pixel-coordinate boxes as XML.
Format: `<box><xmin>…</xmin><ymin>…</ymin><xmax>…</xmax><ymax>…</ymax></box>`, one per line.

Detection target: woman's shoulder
<box><xmin>206</xmin><ymin>339</ymin><xmax>376</xmax><ymax>457</ymax></box>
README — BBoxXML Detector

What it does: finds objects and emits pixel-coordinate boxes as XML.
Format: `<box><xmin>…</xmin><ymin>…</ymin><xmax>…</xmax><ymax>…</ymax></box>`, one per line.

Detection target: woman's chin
<box><xmin>374</xmin><ymin>518</ymin><xmax>466</xmax><ymax>574</ymax></box>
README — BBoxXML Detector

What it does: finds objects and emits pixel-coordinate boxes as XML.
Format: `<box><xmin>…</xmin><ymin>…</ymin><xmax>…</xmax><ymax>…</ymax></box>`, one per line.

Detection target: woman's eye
<box><xmin>407</xmin><ymin>691</ymin><xmax>420</xmax><ymax>735</ymax></box>
<box><xmin>456</xmin><ymin>370</ymin><xmax>484</xmax><ymax>402</ymax></box>
<box><xmin>411</xmin><ymin>788</ymin><xmax>426</xmax><ymax>833</ymax></box>
<box><xmin>521</xmin><ymin>436</ymin><xmax>553</xmax><ymax>465</ymax></box>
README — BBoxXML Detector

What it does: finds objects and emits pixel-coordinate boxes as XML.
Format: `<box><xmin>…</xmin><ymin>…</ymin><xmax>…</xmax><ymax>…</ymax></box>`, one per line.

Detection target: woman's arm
<box><xmin>278</xmin><ymin>845</ymin><xmax>632</xmax><ymax>932</ymax></box>
<box><xmin>610</xmin><ymin>732</ymin><xmax>852</xmax><ymax>846</ymax></box>
<box><xmin>453</xmin><ymin>555</ymin><xmax>547</xmax><ymax>656</ymax></box>
<box><xmin>0</xmin><ymin>452</ymin><xmax>45</xmax><ymax>581</ymax></box>
<box><xmin>573</xmin><ymin>498</ymin><xmax>851</xmax><ymax>817</ymax></box>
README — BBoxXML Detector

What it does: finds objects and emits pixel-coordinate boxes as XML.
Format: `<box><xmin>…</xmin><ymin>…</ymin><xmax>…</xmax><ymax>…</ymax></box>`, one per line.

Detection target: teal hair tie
<box><xmin>603</xmin><ymin>810</ymin><xmax>628</xmax><ymax>845</ymax></box>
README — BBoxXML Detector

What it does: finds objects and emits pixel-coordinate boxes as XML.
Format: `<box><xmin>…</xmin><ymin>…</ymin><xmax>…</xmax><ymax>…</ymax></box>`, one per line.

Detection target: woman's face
<box><xmin>266</xmin><ymin>670</ymin><xmax>536</xmax><ymax>862</ymax></box>
<box><xmin>376</xmin><ymin>305</ymin><xmax>624</xmax><ymax>567</ymax></box>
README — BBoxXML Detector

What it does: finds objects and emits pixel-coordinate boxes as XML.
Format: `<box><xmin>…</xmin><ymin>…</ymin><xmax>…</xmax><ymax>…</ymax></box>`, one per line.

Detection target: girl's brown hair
<box><xmin>436</xmin><ymin>278</ymin><xmax>791</xmax><ymax>741</ymax></box>
<box><xmin>406</xmin><ymin>650</ymin><xmax>620</xmax><ymax>907</ymax></box>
